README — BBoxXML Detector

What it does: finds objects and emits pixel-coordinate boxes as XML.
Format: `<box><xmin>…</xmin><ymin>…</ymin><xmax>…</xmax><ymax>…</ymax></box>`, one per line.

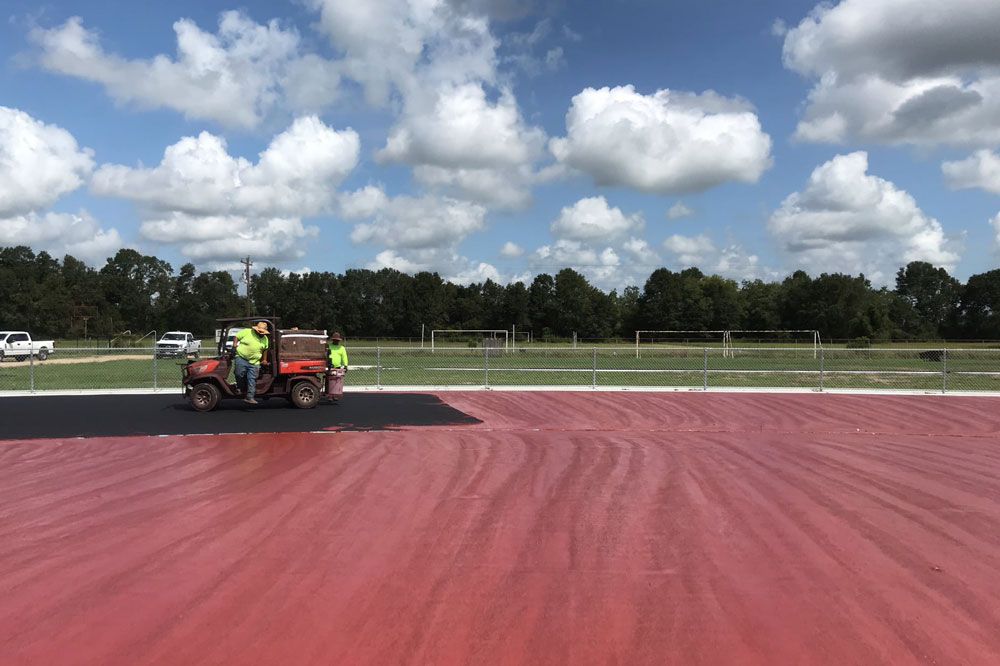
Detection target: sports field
<box><xmin>3</xmin><ymin>345</ymin><xmax>1000</xmax><ymax>392</ymax></box>
<box><xmin>1</xmin><ymin>391</ymin><xmax>999</xmax><ymax>664</ymax></box>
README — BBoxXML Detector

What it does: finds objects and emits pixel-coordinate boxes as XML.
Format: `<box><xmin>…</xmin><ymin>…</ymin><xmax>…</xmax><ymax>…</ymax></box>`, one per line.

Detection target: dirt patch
<box><xmin>0</xmin><ymin>354</ymin><xmax>155</xmax><ymax>367</ymax></box>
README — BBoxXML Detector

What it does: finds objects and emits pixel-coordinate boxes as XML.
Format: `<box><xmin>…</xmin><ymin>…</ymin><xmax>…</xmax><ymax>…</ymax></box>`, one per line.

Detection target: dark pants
<box><xmin>234</xmin><ymin>356</ymin><xmax>259</xmax><ymax>399</ymax></box>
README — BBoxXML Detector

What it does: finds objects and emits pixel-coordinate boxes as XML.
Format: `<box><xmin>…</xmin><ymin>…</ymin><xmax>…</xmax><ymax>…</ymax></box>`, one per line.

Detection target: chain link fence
<box><xmin>4</xmin><ymin>346</ymin><xmax>1000</xmax><ymax>393</ymax></box>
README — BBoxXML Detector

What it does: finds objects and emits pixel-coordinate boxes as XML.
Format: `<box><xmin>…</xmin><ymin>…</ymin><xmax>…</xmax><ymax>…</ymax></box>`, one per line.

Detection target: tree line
<box><xmin>1</xmin><ymin>245</ymin><xmax>998</xmax><ymax>343</ymax></box>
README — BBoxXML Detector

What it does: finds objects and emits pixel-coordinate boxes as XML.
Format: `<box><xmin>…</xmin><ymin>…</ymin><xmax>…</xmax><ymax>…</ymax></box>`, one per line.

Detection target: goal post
<box><xmin>431</xmin><ymin>329</ymin><xmax>509</xmax><ymax>352</ymax></box>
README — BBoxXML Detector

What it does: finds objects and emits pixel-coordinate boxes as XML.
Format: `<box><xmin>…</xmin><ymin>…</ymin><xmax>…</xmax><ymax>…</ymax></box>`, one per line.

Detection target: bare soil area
<box><xmin>0</xmin><ymin>354</ymin><xmax>152</xmax><ymax>367</ymax></box>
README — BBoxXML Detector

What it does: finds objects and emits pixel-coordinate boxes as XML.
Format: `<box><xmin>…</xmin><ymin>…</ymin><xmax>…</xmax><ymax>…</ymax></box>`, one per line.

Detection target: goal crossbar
<box><xmin>431</xmin><ymin>329</ymin><xmax>509</xmax><ymax>352</ymax></box>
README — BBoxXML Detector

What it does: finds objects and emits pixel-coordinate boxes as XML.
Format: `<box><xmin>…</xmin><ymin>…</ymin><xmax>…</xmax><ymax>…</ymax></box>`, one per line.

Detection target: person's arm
<box><xmin>341</xmin><ymin>347</ymin><xmax>349</xmax><ymax>370</ymax></box>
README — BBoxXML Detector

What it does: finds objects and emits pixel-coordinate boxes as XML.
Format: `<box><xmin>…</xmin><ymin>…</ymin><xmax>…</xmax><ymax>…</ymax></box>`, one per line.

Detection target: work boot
<box><xmin>244</xmin><ymin>397</ymin><xmax>258</xmax><ymax>405</ymax></box>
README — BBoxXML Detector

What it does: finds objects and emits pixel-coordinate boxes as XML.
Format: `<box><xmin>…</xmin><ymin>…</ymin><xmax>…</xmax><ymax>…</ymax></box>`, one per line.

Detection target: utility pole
<box><xmin>242</xmin><ymin>256</ymin><xmax>253</xmax><ymax>316</ymax></box>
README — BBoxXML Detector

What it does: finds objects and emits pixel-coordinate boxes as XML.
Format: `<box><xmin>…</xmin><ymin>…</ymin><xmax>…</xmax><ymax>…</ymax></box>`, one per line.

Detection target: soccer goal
<box><xmin>635</xmin><ymin>329</ymin><xmax>822</xmax><ymax>358</ymax></box>
<box><xmin>634</xmin><ymin>330</ymin><xmax>729</xmax><ymax>358</ymax></box>
<box><xmin>431</xmin><ymin>329</ymin><xmax>509</xmax><ymax>352</ymax></box>
<box><xmin>724</xmin><ymin>329</ymin><xmax>822</xmax><ymax>358</ymax></box>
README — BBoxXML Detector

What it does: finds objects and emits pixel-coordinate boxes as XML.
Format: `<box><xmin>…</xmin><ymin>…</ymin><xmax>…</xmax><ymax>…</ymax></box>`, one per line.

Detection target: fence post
<box><xmin>153</xmin><ymin>347</ymin><xmax>158</xmax><ymax>390</ymax></box>
<box><xmin>29</xmin><ymin>351</ymin><xmax>34</xmax><ymax>393</ymax></box>
<box><xmin>942</xmin><ymin>348</ymin><xmax>947</xmax><ymax>393</ymax></box>
<box><xmin>819</xmin><ymin>348</ymin><xmax>824</xmax><ymax>391</ymax></box>
<box><xmin>703</xmin><ymin>347</ymin><xmax>708</xmax><ymax>391</ymax></box>
<box><xmin>484</xmin><ymin>345</ymin><xmax>490</xmax><ymax>388</ymax></box>
<box><xmin>592</xmin><ymin>347</ymin><xmax>597</xmax><ymax>389</ymax></box>
<box><xmin>376</xmin><ymin>347</ymin><xmax>381</xmax><ymax>389</ymax></box>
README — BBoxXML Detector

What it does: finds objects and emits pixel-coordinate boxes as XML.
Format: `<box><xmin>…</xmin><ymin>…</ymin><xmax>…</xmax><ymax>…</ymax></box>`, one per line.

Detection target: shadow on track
<box><xmin>1</xmin><ymin>393</ymin><xmax>482</xmax><ymax>440</ymax></box>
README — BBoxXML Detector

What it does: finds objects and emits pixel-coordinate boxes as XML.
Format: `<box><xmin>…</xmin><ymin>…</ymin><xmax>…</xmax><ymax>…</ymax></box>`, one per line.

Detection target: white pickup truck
<box><xmin>154</xmin><ymin>331</ymin><xmax>201</xmax><ymax>359</ymax></box>
<box><xmin>0</xmin><ymin>331</ymin><xmax>55</xmax><ymax>362</ymax></box>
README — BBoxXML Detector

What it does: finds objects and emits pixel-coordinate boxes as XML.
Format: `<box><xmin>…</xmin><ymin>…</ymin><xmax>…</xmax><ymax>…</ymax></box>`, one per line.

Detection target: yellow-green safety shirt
<box><xmin>234</xmin><ymin>328</ymin><xmax>269</xmax><ymax>365</ymax></box>
<box><xmin>327</xmin><ymin>343</ymin><xmax>349</xmax><ymax>368</ymax></box>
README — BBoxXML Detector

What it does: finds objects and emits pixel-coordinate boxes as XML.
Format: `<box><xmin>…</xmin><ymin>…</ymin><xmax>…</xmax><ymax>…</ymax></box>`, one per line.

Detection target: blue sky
<box><xmin>2</xmin><ymin>0</ymin><xmax>999</xmax><ymax>290</ymax></box>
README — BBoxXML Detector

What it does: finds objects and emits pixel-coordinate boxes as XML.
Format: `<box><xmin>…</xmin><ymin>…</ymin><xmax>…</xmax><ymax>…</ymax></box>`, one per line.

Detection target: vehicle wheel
<box><xmin>194</xmin><ymin>350</ymin><xmax>200</xmax><ymax>359</ymax></box>
<box><xmin>0</xmin><ymin>351</ymin><xmax>4</xmax><ymax>362</ymax></box>
<box><xmin>37</xmin><ymin>348</ymin><xmax>48</xmax><ymax>361</ymax></box>
<box><xmin>189</xmin><ymin>382</ymin><xmax>221</xmax><ymax>412</ymax></box>
<box><xmin>289</xmin><ymin>381</ymin><xmax>320</xmax><ymax>409</ymax></box>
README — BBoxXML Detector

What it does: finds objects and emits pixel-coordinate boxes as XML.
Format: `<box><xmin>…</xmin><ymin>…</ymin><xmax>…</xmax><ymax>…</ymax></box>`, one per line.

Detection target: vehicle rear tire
<box><xmin>189</xmin><ymin>382</ymin><xmax>221</xmax><ymax>412</ymax></box>
<box><xmin>289</xmin><ymin>381</ymin><xmax>320</xmax><ymax>409</ymax></box>
<box><xmin>37</xmin><ymin>348</ymin><xmax>48</xmax><ymax>361</ymax></box>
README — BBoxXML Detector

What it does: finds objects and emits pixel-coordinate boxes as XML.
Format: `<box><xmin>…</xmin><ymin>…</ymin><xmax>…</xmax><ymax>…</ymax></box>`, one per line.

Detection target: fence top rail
<box><xmin>344</xmin><ymin>345</ymin><xmax>992</xmax><ymax>352</ymax></box>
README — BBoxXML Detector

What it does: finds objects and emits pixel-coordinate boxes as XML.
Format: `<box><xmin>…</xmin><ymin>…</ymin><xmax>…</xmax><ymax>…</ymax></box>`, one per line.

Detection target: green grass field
<box><xmin>3</xmin><ymin>345</ymin><xmax>998</xmax><ymax>393</ymax></box>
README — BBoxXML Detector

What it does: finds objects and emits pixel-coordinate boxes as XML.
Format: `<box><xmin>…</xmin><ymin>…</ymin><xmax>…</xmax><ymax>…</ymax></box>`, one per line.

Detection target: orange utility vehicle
<box><xmin>181</xmin><ymin>317</ymin><xmax>329</xmax><ymax>412</ymax></box>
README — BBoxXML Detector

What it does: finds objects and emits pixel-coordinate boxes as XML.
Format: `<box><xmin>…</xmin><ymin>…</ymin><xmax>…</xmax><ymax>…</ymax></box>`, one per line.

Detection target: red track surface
<box><xmin>3</xmin><ymin>392</ymin><xmax>1000</xmax><ymax>665</ymax></box>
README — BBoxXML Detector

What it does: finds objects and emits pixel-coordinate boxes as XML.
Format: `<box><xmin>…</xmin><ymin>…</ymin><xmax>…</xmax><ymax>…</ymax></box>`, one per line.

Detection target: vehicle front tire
<box><xmin>37</xmin><ymin>348</ymin><xmax>48</xmax><ymax>361</ymax></box>
<box><xmin>289</xmin><ymin>381</ymin><xmax>320</xmax><ymax>409</ymax></box>
<box><xmin>189</xmin><ymin>382</ymin><xmax>221</xmax><ymax>412</ymax></box>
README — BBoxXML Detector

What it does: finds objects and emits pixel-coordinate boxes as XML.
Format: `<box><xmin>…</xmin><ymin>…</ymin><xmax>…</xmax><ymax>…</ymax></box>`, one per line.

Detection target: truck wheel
<box><xmin>189</xmin><ymin>382</ymin><xmax>221</xmax><ymax>412</ymax></box>
<box><xmin>289</xmin><ymin>381</ymin><xmax>320</xmax><ymax>409</ymax></box>
<box><xmin>0</xmin><ymin>351</ymin><xmax>4</xmax><ymax>362</ymax></box>
<box><xmin>37</xmin><ymin>348</ymin><xmax>48</xmax><ymax>361</ymax></box>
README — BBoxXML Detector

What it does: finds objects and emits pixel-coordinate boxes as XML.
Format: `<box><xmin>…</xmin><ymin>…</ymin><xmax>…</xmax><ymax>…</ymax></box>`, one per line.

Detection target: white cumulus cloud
<box><xmin>549</xmin><ymin>85</ymin><xmax>772</xmax><ymax>194</ymax></box>
<box><xmin>30</xmin><ymin>12</ymin><xmax>337</xmax><ymax>129</ymax></box>
<box><xmin>0</xmin><ymin>106</ymin><xmax>94</xmax><ymax>216</ymax></box>
<box><xmin>377</xmin><ymin>83</ymin><xmax>546</xmax><ymax>209</ymax></box>
<box><xmin>550</xmin><ymin>196</ymin><xmax>644</xmax><ymax>241</ymax></box>
<box><xmin>667</xmin><ymin>202</ymin><xmax>694</xmax><ymax>219</ymax></box>
<box><xmin>942</xmin><ymin>150</ymin><xmax>1000</xmax><ymax>193</ymax></box>
<box><xmin>662</xmin><ymin>234</ymin><xmax>765</xmax><ymax>281</ymax></box>
<box><xmin>92</xmin><ymin>116</ymin><xmax>359</xmax><ymax>218</ymax></box>
<box><xmin>349</xmin><ymin>196</ymin><xmax>487</xmax><ymax>249</ymax></box>
<box><xmin>622</xmin><ymin>237</ymin><xmax>660</xmax><ymax>265</ymax></box>
<box><xmin>148</xmin><ymin>214</ymin><xmax>319</xmax><ymax>266</ymax></box>
<box><xmin>0</xmin><ymin>211</ymin><xmax>123</xmax><ymax>265</ymax></box>
<box><xmin>663</xmin><ymin>234</ymin><xmax>716</xmax><ymax>266</ymax></box>
<box><xmin>499</xmin><ymin>241</ymin><xmax>524</xmax><ymax>257</ymax></box>
<box><xmin>367</xmin><ymin>248</ymin><xmax>503</xmax><ymax>285</ymax></box>
<box><xmin>783</xmin><ymin>0</ymin><xmax>1000</xmax><ymax>147</ymax></box>
<box><xmin>90</xmin><ymin>117</ymin><xmax>354</xmax><ymax>266</ymax></box>
<box><xmin>768</xmin><ymin>152</ymin><xmax>960</xmax><ymax>282</ymax></box>
<box><xmin>0</xmin><ymin>107</ymin><xmax>121</xmax><ymax>264</ymax></box>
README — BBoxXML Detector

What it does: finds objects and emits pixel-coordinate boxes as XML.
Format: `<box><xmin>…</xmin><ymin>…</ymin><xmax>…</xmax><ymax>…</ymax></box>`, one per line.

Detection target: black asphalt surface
<box><xmin>0</xmin><ymin>393</ymin><xmax>482</xmax><ymax>440</ymax></box>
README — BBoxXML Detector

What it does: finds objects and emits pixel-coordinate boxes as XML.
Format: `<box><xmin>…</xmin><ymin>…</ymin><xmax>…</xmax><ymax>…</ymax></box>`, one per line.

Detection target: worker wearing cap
<box><xmin>325</xmin><ymin>332</ymin><xmax>349</xmax><ymax>403</ymax></box>
<box><xmin>234</xmin><ymin>321</ymin><xmax>270</xmax><ymax>404</ymax></box>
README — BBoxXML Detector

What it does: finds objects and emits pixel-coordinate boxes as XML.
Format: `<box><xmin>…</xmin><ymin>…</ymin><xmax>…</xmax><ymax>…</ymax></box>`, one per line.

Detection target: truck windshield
<box><xmin>162</xmin><ymin>333</ymin><xmax>185</xmax><ymax>340</ymax></box>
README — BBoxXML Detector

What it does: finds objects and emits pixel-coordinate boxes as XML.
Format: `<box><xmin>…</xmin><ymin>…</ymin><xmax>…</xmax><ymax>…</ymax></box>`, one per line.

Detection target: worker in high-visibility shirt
<box><xmin>233</xmin><ymin>321</ymin><xmax>270</xmax><ymax>404</ymax></box>
<box><xmin>325</xmin><ymin>331</ymin><xmax>348</xmax><ymax>403</ymax></box>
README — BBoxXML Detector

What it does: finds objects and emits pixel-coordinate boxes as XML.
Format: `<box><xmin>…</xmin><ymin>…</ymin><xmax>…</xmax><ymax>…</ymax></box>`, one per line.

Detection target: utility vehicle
<box><xmin>181</xmin><ymin>317</ymin><xmax>328</xmax><ymax>412</ymax></box>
